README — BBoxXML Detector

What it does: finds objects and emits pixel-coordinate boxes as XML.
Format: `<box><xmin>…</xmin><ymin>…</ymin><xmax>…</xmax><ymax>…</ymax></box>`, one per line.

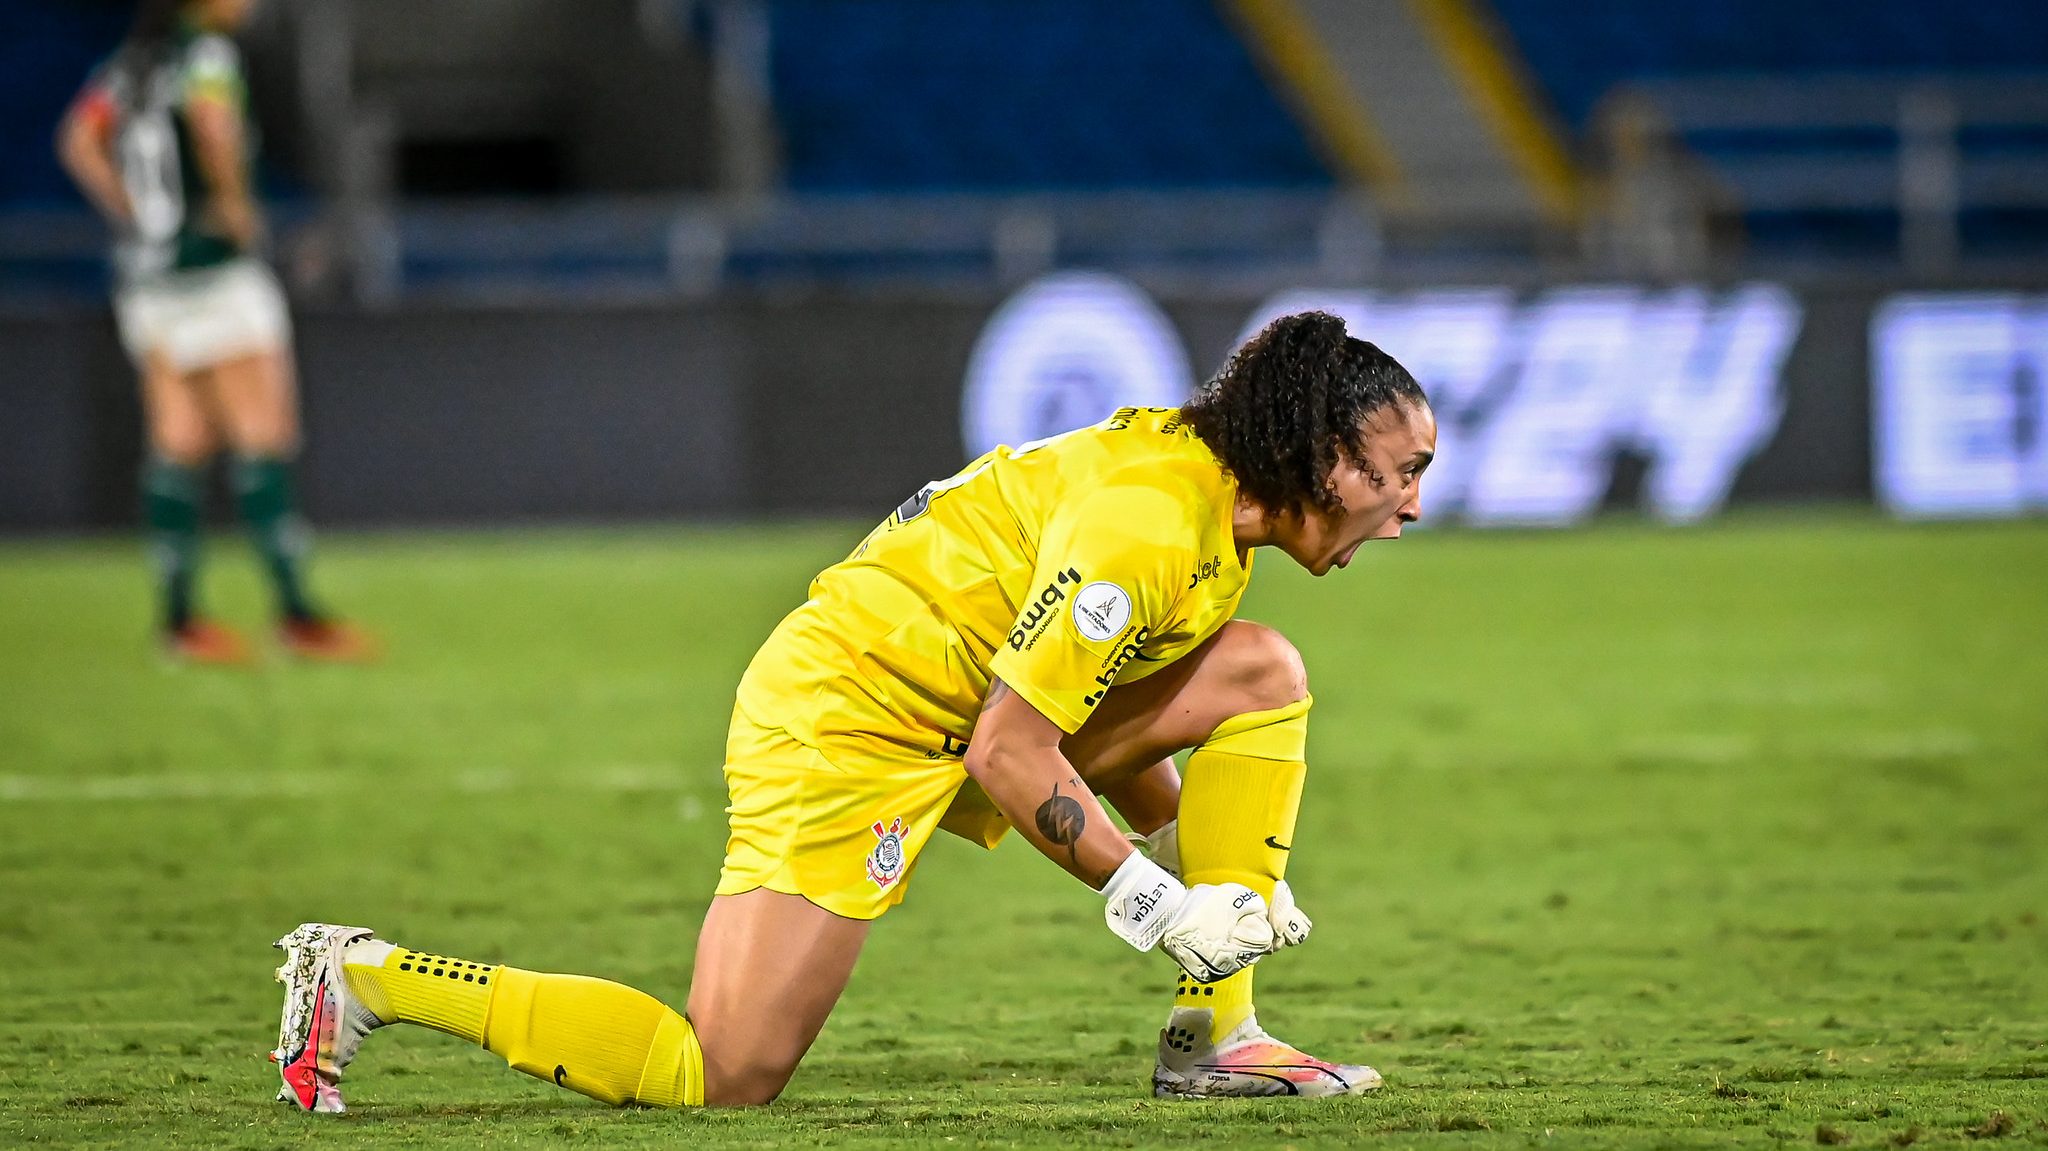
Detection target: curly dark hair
<box><xmin>1180</xmin><ymin>311</ymin><xmax>1427</xmax><ymax>514</ymax></box>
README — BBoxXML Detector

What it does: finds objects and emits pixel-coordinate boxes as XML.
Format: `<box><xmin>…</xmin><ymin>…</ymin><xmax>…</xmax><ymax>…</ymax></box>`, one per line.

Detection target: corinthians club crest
<box><xmin>866</xmin><ymin>817</ymin><xmax>908</xmax><ymax>889</ymax></box>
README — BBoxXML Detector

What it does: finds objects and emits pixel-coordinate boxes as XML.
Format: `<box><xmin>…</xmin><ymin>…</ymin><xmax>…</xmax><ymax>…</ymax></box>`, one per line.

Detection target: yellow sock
<box><xmin>341</xmin><ymin>944</ymin><xmax>703</xmax><ymax>1107</ymax></box>
<box><xmin>340</xmin><ymin>945</ymin><xmax>495</xmax><ymax>1042</ymax></box>
<box><xmin>481</xmin><ymin>967</ymin><xmax>703</xmax><ymax>1106</ymax></box>
<box><xmin>1173</xmin><ymin>695</ymin><xmax>1310</xmax><ymax>1043</ymax></box>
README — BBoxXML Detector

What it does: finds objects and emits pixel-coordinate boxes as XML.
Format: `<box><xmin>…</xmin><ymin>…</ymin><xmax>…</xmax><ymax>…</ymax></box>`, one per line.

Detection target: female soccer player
<box><xmin>272</xmin><ymin>312</ymin><xmax>1436</xmax><ymax>1109</ymax></box>
<box><xmin>56</xmin><ymin>0</ymin><xmax>369</xmax><ymax>662</ymax></box>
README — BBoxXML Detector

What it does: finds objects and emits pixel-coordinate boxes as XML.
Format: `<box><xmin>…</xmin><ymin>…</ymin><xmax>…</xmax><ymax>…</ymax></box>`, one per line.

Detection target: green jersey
<box><xmin>82</xmin><ymin>25</ymin><xmax>254</xmax><ymax>285</ymax></box>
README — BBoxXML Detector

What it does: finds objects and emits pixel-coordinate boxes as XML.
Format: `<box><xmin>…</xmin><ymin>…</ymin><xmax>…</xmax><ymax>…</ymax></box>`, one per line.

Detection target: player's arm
<box><xmin>182</xmin><ymin>39</ymin><xmax>260</xmax><ymax>249</ymax></box>
<box><xmin>1102</xmin><ymin>756</ymin><xmax>1314</xmax><ymax>951</ymax></box>
<box><xmin>185</xmin><ymin>88</ymin><xmax>258</xmax><ymax>249</ymax></box>
<box><xmin>55</xmin><ymin>85</ymin><xmax>130</xmax><ymax>227</ymax></box>
<box><xmin>964</xmin><ymin>677</ymin><xmax>1134</xmax><ymax>888</ymax></box>
<box><xmin>964</xmin><ymin>678</ymin><xmax>1274</xmax><ymax>981</ymax></box>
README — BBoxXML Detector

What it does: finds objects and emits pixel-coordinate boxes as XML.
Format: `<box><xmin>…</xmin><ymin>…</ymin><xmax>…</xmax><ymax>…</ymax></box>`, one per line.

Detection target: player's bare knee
<box><xmin>1212</xmin><ymin>621</ymin><xmax>1309</xmax><ymax>714</ymax></box>
<box><xmin>228</xmin><ymin>426</ymin><xmax>299</xmax><ymax>458</ymax></box>
<box><xmin>702</xmin><ymin>1058</ymin><xmax>795</xmax><ymax>1106</ymax></box>
<box><xmin>694</xmin><ymin>1019</ymin><xmax>801</xmax><ymax>1106</ymax></box>
<box><xmin>150</xmin><ymin>426</ymin><xmax>216</xmax><ymax>467</ymax></box>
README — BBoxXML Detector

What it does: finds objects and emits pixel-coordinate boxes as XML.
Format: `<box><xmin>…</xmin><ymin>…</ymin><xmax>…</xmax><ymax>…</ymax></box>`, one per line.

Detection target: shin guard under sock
<box><xmin>232</xmin><ymin>455</ymin><xmax>318</xmax><ymax>621</ymax></box>
<box><xmin>341</xmin><ymin>943</ymin><xmax>704</xmax><ymax>1107</ymax></box>
<box><xmin>1172</xmin><ymin>695</ymin><xmax>1311</xmax><ymax>1041</ymax></box>
<box><xmin>141</xmin><ymin>458</ymin><xmax>205</xmax><ymax>630</ymax></box>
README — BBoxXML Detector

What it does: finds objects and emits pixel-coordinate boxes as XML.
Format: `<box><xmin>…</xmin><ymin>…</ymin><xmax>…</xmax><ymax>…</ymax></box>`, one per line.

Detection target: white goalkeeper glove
<box><xmin>1101</xmin><ymin>851</ymin><xmax>1273</xmax><ymax>983</ymax></box>
<box><xmin>1265</xmin><ymin>876</ymin><xmax>1313</xmax><ymax>947</ymax></box>
<box><xmin>1127</xmin><ymin>821</ymin><xmax>1181</xmax><ymax>876</ymax></box>
<box><xmin>1125</xmin><ymin>819</ymin><xmax>1313</xmax><ymax>949</ymax></box>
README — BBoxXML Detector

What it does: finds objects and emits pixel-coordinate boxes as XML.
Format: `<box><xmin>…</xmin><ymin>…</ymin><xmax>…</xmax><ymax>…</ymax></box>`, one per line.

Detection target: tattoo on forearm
<box><xmin>1035</xmin><ymin>781</ymin><xmax>1087</xmax><ymax>869</ymax></box>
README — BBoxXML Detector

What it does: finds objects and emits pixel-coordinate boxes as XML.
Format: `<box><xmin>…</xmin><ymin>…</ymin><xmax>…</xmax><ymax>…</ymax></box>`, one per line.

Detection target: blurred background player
<box><xmin>54</xmin><ymin>0</ymin><xmax>370</xmax><ymax>663</ymax></box>
<box><xmin>268</xmin><ymin>312</ymin><xmax>1436</xmax><ymax>1110</ymax></box>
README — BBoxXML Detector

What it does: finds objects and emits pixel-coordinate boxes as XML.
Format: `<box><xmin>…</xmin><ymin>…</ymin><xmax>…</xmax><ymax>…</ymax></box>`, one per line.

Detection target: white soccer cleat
<box><xmin>1153</xmin><ymin>1007</ymin><xmax>1383</xmax><ymax>1098</ymax></box>
<box><xmin>269</xmin><ymin>922</ymin><xmax>381</xmax><ymax>1113</ymax></box>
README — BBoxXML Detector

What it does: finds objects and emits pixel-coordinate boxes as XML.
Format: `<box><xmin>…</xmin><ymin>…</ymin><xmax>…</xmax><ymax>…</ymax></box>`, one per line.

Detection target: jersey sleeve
<box><xmin>182</xmin><ymin>34</ymin><xmax>246</xmax><ymax>106</ymax></box>
<box><xmin>989</xmin><ymin>481</ymin><xmax>1199</xmax><ymax>733</ymax></box>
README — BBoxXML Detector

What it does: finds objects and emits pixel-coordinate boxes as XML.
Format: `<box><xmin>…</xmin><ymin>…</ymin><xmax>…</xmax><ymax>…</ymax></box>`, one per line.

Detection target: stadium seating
<box><xmin>765</xmin><ymin>0</ymin><xmax>1327</xmax><ymax>190</ymax></box>
<box><xmin>1490</xmin><ymin>0</ymin><xmax>2048</xmax><ymax>260</ymax></box>
<box><xmin>1491</xmin><ymin>0</ymin><xmax>2048</xmax><ymax>128</ymax></box>
<box><xmin>0</xmin><ymin>1</ymin><xmax>129</xmax><ymax>209</ymax></box>
<box><xmin>7</xmin><ymin>0</ymin><xmax>2044</xmax><ymax>294</ymax></box>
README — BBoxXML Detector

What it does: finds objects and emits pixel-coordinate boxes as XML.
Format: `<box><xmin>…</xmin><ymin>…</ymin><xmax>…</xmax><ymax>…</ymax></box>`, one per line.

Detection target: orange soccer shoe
<box><xmin>164</xmin><ymin>619</ymin><xmax>254</xmax><ymax>665</ymax></box>
<box><xmin>277</xmin><ymin>617</ymin><xmax>379</xmax><ymax>663</ymax></box>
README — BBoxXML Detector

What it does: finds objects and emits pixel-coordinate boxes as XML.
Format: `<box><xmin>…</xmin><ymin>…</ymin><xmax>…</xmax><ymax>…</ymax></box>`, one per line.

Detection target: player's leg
<box><xmin>274</xmin><ymin>888</ymin><xmax>864</xmax><ymax>1111</ymax></box>
<box><xmin>1062</xmin><ymin>619</ymin><xmax>1305</xmax><ymax>785</ymax></box>
<box><xmin>688</xmin><ymin>716</ymin><xmax>942</xmax><ymax>1103</ymax></box>
<box><xmin>139</xmin><ymin>351</ymin><xmax>214</xmax><ymax>634</ymax></box>
<box><xmin>1064</xmin><ymin>619</ymin><xmax>1310</xmax><ymax>1037</ymax></box>
<box><xmin>1098</xmin><ymin>756</ymin><xmax>1179</xmax><ymax>838</ymax></box>
<box><xmin>207</xmin><ymin>339</ymin><xmax>371</xmax><ymax>658</ymax></box>
<box><xmin>206</xmin><ymin>348</ymin><xmax>308</xmax><ymax>618</ymax></box>
<box><xmin>276</xmin><ymin>714</ymin><xmax>895</xmax><ymax>1112</ymax></box>
<box><xmin>686</xmin><ymin>888</ymin><xmax>871</xmax><ymax>1104</ymax></box>
<box><xmin>276</xmin><ymin>921</ymin><xmax>707</xmax><ymax>1112</ymax></box>
<box><xmin>137</xmin><ymin>351</ymin><xmax>248</xmax><ymax>661</ymax></box>
<box><xmin>1065</xmin><ymin>620</ymin><xmax>1379</xmax><ymax>1097</ymax></box>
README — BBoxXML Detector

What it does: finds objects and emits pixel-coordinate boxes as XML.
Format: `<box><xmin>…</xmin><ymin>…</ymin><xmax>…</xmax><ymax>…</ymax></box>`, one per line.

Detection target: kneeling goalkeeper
<box><xmin>271</xmin><ymin>311</ymin><xmax>1437</xmax><ymax>1109</ymax></box>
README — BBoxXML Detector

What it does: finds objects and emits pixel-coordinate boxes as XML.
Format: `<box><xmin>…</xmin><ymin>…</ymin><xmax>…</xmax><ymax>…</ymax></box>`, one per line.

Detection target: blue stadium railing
<box><xmin>0</xmin><ymin>190</ymin><xmax>1384</xmax><ymax>306</ymax></box>
<box><xmin>1596</xmin><ymin>75</ymin><xmax>2048</xmax><ymax>270</ymax></box>
<box><xmin>1491</xmin><ymin>0</ymin><xmax>2048</xmax><ymax>263</ymax></box>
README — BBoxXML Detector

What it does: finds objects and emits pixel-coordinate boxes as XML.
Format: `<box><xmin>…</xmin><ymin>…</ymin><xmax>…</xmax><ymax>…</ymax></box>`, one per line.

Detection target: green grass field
<box><xmin>1</xmin><ymin>514</ymin><xmax>2044</xmax><ymax>1149</ymax></box>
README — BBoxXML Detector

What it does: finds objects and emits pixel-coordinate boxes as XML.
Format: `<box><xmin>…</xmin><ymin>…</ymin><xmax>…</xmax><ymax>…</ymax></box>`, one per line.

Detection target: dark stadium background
<box><xmin>3</xmin><ymin>0</ymin><xmax>2044</xmax><ymax>529</ymax></box>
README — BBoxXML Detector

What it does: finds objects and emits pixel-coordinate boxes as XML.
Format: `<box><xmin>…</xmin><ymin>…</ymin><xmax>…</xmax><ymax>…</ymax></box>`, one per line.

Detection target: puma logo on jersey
<box><xmin>1007</xmin><ymin>567</ymin><xmax>1081</xmax><ymax>651</ymax></box>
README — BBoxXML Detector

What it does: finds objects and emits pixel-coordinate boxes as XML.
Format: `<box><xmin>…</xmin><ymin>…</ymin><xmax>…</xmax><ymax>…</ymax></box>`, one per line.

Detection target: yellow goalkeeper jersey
<box><xmin>735</xmin><ymin>405</ymin><xmax>1254</xmax><ymax>763</ymax></box>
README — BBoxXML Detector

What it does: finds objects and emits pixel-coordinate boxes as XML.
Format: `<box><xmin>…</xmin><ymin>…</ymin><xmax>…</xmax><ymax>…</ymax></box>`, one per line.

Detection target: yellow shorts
<box><xmin>715</xmin><ymin>700</ymin><xmax>1011</xmax><ymax>920</ymax></box>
